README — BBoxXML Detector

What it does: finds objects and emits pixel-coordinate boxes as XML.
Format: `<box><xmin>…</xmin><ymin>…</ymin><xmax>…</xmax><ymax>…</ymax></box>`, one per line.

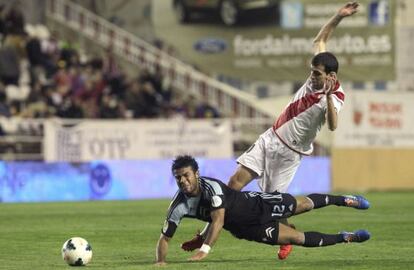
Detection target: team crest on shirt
<box><xmin>211</xmin><ymin>195</ymin><xmax>222</xmax><ymax>207</ymax></box>
<box><xmin>162</xmin><ymin>220</ymin><xmax>169</xmax><ymax>233</ymax></box>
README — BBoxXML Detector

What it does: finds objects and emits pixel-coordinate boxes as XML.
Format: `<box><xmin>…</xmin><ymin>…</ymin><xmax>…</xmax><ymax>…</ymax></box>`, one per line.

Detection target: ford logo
<box><xmin>193</xmin><ymin>38</ymin><xmax>227</xmax><ymax>54</ymax></box>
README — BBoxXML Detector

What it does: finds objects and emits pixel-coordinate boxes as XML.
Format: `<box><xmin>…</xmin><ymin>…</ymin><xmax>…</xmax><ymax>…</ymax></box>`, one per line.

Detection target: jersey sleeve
<box><xmin>161</xmin><ymin>192</ymin><xmax>187</xmax><ymax>238</ymax></box>
<box><xmin>331</xmin><ymin>90</ymin><xmax>345</xmax><ymax>113</ymax></box>
<box><xmin>321</xmin><ymin>90</ymin><xmax>345</xmax><ymax>113</ymax></box>
<box><xmin>202</xmin><ymin>178</ymin><xmax>227</xmax><ymax>210</ymax></box>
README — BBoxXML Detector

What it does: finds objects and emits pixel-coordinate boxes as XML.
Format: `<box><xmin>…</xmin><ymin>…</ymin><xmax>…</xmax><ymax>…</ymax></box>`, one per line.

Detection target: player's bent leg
<box><xmin>278</xmin><ymin>224</ymin><xmax>371</xmax><ymax>247</ymax></box>
<box><xmin>302</xmin><ymin>231</ymin><xmax>345</xmax><ymax>247</ymax></box>
<box><xmin>304</xmin><ymin>194</ymin><xmax>370</xmax><ymax>210</ymax></box>
<box><xmin>228</xmin><ymin>165</ymin><xmax>257</xmax><ymax>191</ymax></box>
<box><xmin>302</xmin><ymin>230</ymin><xmax>370</xmax><ymax>247</ymax></box>
<box><xmin>277</xmin><ymin>219</ymin><xmax>294</xmax><ymax>260</ymax></box>
<box><xmin>277</xmin><ymin>223</ymin><xmax>305</xmax><ymax>245</ymax></box>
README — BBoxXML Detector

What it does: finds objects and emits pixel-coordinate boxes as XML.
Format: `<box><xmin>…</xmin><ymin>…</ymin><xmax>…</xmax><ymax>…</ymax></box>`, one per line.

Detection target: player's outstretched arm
<box><xmin>313</xmin><ymin>1</ymin><xmax>359</xmax><ymax>54</ymax></box>
<box><xmin>188</xmin><ymin>208</ymin><xmax>225</xmax><ymax>262</ymax></box>
<box><xmin>155</xmin><ymin>234</ymin><xmax>171</xmax><ymax>266</ymax></box>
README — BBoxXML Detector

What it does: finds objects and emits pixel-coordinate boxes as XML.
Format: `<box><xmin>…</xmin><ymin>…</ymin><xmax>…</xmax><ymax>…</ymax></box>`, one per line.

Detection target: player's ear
<box><xmin>329</xmin><ymin>72</ymin><xmax>337</xmax><ymax>80</ymax></box>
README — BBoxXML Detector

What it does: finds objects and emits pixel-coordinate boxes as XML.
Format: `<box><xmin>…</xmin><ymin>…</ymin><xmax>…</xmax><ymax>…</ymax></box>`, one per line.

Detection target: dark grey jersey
<box><xmin>161</xmin><ymin>177</ymin><xmax>296</xmax><ymax>238</ymax></box>
<box><xmin>162</xmin><ymin>177</ymin><xmax>226</xmax><ymax>237</ymax></box>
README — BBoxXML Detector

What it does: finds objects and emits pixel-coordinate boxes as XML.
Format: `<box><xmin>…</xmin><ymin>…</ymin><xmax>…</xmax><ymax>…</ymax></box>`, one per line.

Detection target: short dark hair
<box><xmin>171</xmin><ymin>155</ymin><xmax>199</xmax><ymax>173</ymax></box>
<box><xmin>311</xmin><ymin>52</ymin><xmax>339</xmax><ymax>74</ymax></box>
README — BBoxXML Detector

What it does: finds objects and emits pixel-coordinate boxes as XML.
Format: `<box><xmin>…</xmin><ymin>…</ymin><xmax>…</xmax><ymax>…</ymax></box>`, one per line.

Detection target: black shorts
<box><xmin>226</xmin><ymin>192</ymin><xmax>297</xmax><ymax>245</ymax></box>
<box><xmin>228</xmin><ymin>222</ymin><xmax>280</xmax><ymax>246</ymax></box>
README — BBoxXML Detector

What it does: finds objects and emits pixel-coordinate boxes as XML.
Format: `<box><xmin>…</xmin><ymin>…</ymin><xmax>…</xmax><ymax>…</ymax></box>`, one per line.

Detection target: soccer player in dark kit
<box><xmin>155</xmin><ymin>155</ymin><xmax>370</xmax><ymax>265</ymax></box>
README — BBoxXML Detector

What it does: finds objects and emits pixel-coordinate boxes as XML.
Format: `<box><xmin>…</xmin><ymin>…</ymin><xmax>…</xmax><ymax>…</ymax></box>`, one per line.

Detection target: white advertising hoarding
<box><xmin>44</xmin><ymin>119</ymin><xmax>233</xmax><ymax>162</ymax></box>
<box><xmin>334</xmin><ymin>92</ymin><xmax>414</xmax><ymax>148</ymax></box>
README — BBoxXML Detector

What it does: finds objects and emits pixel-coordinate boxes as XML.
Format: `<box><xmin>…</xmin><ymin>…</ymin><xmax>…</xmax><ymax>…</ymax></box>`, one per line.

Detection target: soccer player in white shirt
<box><xmin>181</xmin><ymin>1</ymin><xmax>360</xmax><ymax>260</ymax></box>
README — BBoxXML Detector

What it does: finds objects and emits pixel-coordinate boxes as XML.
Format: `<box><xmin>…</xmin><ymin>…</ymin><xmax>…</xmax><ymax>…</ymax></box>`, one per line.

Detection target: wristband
<box><xmin>199</xmin><ymin>244</ymin><xmax>211</xmax><ymax>254</ymax></box>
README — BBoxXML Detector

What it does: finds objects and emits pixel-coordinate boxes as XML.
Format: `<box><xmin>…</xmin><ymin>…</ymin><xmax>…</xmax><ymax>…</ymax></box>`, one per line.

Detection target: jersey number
<box><xmin>271</xmin><ymin>205</ymin><xmax>285</xmax><ymax>217</ymax></box>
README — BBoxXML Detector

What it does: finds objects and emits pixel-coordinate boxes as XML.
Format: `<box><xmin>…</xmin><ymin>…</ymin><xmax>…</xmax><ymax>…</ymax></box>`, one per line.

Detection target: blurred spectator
<box><xmin>139</xmin><ymin>67</ymin><xmax>163</xmax><ymax>97</ymax></box>
<box><xmin>0</xmin><ymin>4</ymin><xmax>6</xmax><ymax>42</ymax></box>
<box><xmin>59</xmin><ymin>39</ymin><xmax>80</xmax><ymax>68</ymax></box>
<box><xmin>68</xmin><ymin>65</ymin><xmax>85</xmax><ymax>97</ymax></box>
<box><xmin>0</xmin><ymin>44</ymin><xmax>20</xmax><ymax>85</ymax></box>
<box><xmin>195</xmin><ymin>101</ymin><xmax>220</xmax><ymax>118</ymax></box>
<box><xmin>103</xmin><ymin>46</ymin><xmax>121</xmax><ymax>79</ymax></box>
<box><xmin>23</xmin><ymin>98</ymin><xmax>53</xmax><ymax>118</ymax></box>
<box><xmin>140</xmin><ymin>81</ymin><xmax>161</xmax><ymax>118</ymax></box>
<box><xmin>56</xmin><ymin>96</ymin><xmax>84</xmax><ymax>119</ymax></box>
<box><xmin>4</xmin><ymin>1</ymin><xmax>25</xmax><ymax>36</ymax></box>
<box><xmin>25</xmin><ymin>33</ymin><xmax>44</xmax><ymax>77</ymax></box>
<box><xmin>124</xmin><ymin>80</ymin><xmax>144</xmax><ymax>118</ymax></box>
<box><xmin>25</xmin><ymin>26</ymin><xmax>57</xmax><ymax>81</ymax></box>
<box><xmin>78</xmin><ymin>69</ymin><xmax>106</xmax><ymax>118</ymax></box>
<box><xmin>0</xmin><ymin>89</ymin><xmax>10</xmax><ymax>117</ymax></box>
<box><xmin>98</xmin><ymin>92</ymin><xmax>124</xmax><ymax>119</ymax></box>
<box><xmin>9</xmin><ymin>100</ymin><xmax>22</xmax><ymax>117</ymax></box>
<box><xmin>106</xmin><ymin>73</ymin><xmax>127</xmax><ymax>98</ymax></box>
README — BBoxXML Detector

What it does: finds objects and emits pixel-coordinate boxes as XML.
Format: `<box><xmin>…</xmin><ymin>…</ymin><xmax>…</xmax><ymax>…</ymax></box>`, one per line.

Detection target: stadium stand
<box><xmin>0</xmin><ymin>0</ymin><xmax>275</xmax><ymax>161</ymax></box>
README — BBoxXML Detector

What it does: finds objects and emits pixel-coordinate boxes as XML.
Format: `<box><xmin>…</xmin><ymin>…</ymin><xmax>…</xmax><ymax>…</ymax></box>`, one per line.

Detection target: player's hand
<box><xmin>154</xmin><ymin>261</ymin><xmax>167</xmax><ymax>267</ymax></box>
<box><xmin>324</xmin><ymin>76</ymin><xmax>337</xmax><ymax>95</ymax></box>
<box><xmin>188</xmin><ymin>251</ymin><xmax>208</xmax><ymax>262</ymax></box>
<box><xmin>337</xmin><ymin>1</ymin><xmax>359</xmax><ymax>18</ymax></box>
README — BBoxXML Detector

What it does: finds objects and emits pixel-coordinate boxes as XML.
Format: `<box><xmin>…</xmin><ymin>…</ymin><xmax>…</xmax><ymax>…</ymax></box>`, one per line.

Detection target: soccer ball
<box><xmin>61</xmin><ymin>237</ymin><xmax>93</xmax><ymax>266</ymax></box>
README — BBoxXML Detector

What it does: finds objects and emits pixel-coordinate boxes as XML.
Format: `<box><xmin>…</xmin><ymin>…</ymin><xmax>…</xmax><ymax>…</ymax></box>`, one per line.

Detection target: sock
<box><xmin>306</xmin><ymin>193</ymin><xmax>345</xmax><ymax>209</ymax></box>
<box><xmin>303</xmin><ymin>232</ymin><xmax>344</xmax><ymax>247</ymax></box>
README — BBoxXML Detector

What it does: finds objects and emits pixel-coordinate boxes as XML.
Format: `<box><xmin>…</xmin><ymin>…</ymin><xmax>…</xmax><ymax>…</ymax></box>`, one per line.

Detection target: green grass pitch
<box><xmin>0</xmin><ymin>192</ymin><xmax>413</xmax><ymax>270</ymax></box>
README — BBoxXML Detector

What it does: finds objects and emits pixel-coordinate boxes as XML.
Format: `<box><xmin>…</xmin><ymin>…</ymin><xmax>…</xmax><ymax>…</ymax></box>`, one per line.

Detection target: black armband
<box><xmin>161</xmin><ymin>220</ymin><xmax>177</xmax><ymax>238</ymax></box>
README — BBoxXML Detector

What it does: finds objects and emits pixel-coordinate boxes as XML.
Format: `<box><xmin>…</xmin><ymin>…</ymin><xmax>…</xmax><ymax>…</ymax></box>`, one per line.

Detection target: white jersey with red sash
<box><xmin>273</xmin><ymin>78</ymin><xmax>345</xmax><ymax>155</ymax></box>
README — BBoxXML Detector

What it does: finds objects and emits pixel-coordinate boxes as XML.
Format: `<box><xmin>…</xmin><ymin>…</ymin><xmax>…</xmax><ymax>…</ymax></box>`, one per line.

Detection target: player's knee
<box><xmin>302</xmin><ymin>198</ymin><xmax>314</xmax><ymax>211</ymax></box>
<box><xmin>295</xmin><ymin>197</ymin><xmax>313</xmax><ymax>214</ymax></box>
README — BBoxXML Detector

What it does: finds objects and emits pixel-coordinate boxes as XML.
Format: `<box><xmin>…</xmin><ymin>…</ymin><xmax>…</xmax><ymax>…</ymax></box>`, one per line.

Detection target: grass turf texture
<box><xmin>0</xmin><ymin>192</ymin><xmax>413</xmax><ymax>270</ymax></box>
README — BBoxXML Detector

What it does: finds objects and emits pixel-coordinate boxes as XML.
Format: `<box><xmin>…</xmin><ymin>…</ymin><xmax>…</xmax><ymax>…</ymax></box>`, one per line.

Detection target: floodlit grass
<box><xmin>0</xmin><ymin>192</ymin><xmax>413</xmax><ymax>269</ymax></box>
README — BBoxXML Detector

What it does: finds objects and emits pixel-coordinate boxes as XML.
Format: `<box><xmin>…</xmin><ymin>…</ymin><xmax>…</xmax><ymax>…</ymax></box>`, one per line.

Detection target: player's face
<box><xmin>310</xmin><ymin>64</ymin><xmax>328</xmax><ymax>90</ymax></box>
<box><xmin>173</xmin><ymin>166</ymin><xmax>200</xmax><ymax>196</ymax></box>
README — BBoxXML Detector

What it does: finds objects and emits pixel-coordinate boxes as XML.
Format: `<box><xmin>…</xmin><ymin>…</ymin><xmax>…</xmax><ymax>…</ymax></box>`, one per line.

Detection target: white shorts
<box><xmin>237</xmin><ymin>128</ymin><xmax>302</xmax><ymax>193</ymax></box>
